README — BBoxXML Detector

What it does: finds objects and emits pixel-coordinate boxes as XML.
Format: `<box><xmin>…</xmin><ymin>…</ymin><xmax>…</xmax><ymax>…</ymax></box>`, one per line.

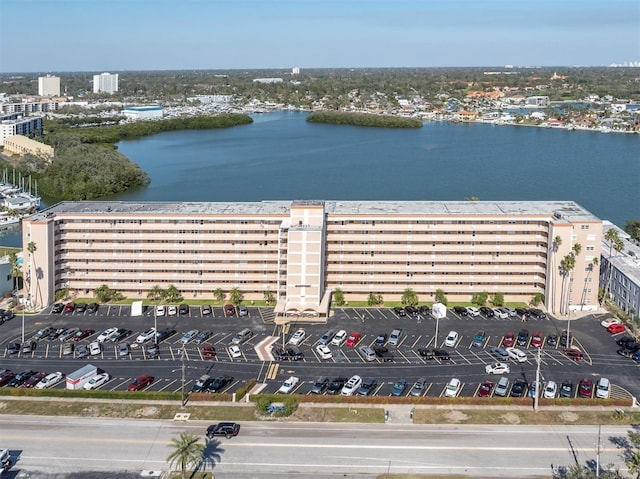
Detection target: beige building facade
<box><xmin>21</xmin><ymin>200</ymin><xmax>602</xmax><ymax>316</ymax></box>
<box><xmin>2</xmin><ymin>135</ymin><xmax>54</xmax><ymax>160</ymax></box>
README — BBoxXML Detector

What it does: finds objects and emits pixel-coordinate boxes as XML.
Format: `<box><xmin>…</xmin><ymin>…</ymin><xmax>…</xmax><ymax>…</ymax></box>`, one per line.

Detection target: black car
<box><xmin>47</xmin><ymin>328</ymin><xmax>65</xmax><ymax>340</ymax></box>
<box><xmin>207</xmin><ymin>375</ymin><xmax>233</xmax><ymax>393</ymax></box>
<box><xmin>405</xmin><ymin>305</ymin><xmax>419</xmax><ymax>317</ymax></box>
<box><xmin>547</xmin><ymin>333</ymin><xmax>558</xmax><ymax>347</ymax></box>
<box><xmin>374</xmin><ymin>333</ymin><xmax>388</xmax><ymax>347</ymax></box>
<box><xmin>75</xmin><ymin>302</ymin><xmax>87</xmax><ymax>313</ymax></box>
<box><xmin>618</xmin><ymin>348</ymin><xmax>635</xmax><ymax>358</ymax></box>
<box><xmin>434</xmin><ymin>348</ymin><xmax>451</xmax><ymax>360</ymax></box>
<box><xmin>272</xmin><ymin>346</ymin><xmax>289</xmax><ymax>361</ymax></box>
<box><xmin>156</xmin><ymin>328</ymin><xmax>176</xmax><ymax>343</ymax></box>
<box><xmin>517</xmin><ymin>329</ymin><xmax>529</xmax><ymax>347</ymax></box>
<box><xmin>194</xmin><ymin>330</ymin><xmax>212</xmax><ymax>344</ymax></box>
<box><xmin>479</xmin><ymin>307</ymin><xmax>494</xmax><ymax>318</ymax></box>
<box><xmin>559</xmin><ymin>381</ymin><xmax>574</xmax><ymax>398</ymax></box>
<box><xmin>191</xmin><ymin>375</ymin><xmax>212</xmax><ymax>393</ymax></box>
<box><xmin>146</xmin><ymin>343</ymin><xmax>160</xmax><ymax>358</ymax></box>
<box><xmin>326</xmin><ymin>377</ymin><xmax>347</xmax><ymax>395</ymax></box>
<box><xmin>179</xmin><ymin>304</ymin><xmax>189</xmax><ymax>315</ymax></box>
<box><xmin>373</xmin><ymin>346</ymin><xmax>394</xmax><ymax>361</ymax></box>
<box><xmin>206</xmin><ymin>422</ymin><xmax>240</xmax><ymax>439</ymax></box>
<box><xmin>616</xmin><ymin>335</ymin><xmax>636</xmax><ymax>347</ymax></box>
<box><xmin>528</xmin><ymin>308</ymin><xmax>547</xmax><ymax>319</ymax></box>
<box><xmin>510</xmin><ymin>378</ymin><xmax>527</xmax><ymax>397</ymax></box>
<box><xmin>453</xmin><ymin>306</ymin><xmax>468</xmax><ymax>316</ymax></box>
<box><xmin>86</xmin><ymin>303</ymin><xmax>99</xmax><ymax>313</ymax></box>
<box><xmin>310</xmin><ymin>376</ymin><xmax>329</xmax><ymax>394</ymax></box>
<box><xmin>319</xmin><ymin>330</ymin><xmax>335</xmax><ymax>345</ymax></box>
<box><xmin>393</xmin><ymin>307</ymin><xmax>406</xmax><ymax>317</ymax></box>
<box><xmin>419</xmin><ymin>305</ymin><xmax>431</xmax><ymax>315</ymax></box>
<box><xmin>111</xmin><ymin>328</ymin><xmax>132</xmax><ymax>342</ymax></box>
<box><xmin>34</xmin><ymin>327</ymin><xmax>56</xmax><ymax>341</ymax></box>
<box><xmin>8</xmin><ymin>370</ymin><xmax>35</xmax><ymax>387</ymax></box>
<box><xmin>357</xmin><ymin>377</ymin><xmax>378</xmax><ymax>396</ymax></box>
<box><xmin>622</xmin><ymin>341</ymin><xmax>640</xmax><ymax>352</ymax></box>
<box><xmin>6</xmin><ymin>342</ymin><xmax>20</xmax><ymax>355</ymax></box>
<box><xmin>286</xmin><ymin>346</ymin><xmax>304</xmax><ymax>361</ymax></box>
<box><xmin>1</xmin><ymin>310</ymin><xmax>15</xmax><ymax>320</ymax></box>
<box><xmin>559</xmin><ymin>330</ymin><xmax>571</xmax><ymax>347</ymax></box>
<box><xmin>515</xmin><ymin>307</ymin><xmax>530</xmax><ymax>318</ymax></box>
<box><xmin>51</xmin><ymin>303</ymin><xmax>64</xmax><ymax>314</ymax></box>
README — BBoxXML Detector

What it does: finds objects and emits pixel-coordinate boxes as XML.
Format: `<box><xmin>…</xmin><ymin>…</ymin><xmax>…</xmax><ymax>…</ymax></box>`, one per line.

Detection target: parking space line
<box><xmin>395</xmin><ymin>350</ymin><xmax>412</xmax><ymax>363</ymax></box>
<box><xmin>157</xmin><ymin>379</ymin><xmax>179</xmax><ymax>392</ymax></box>
<box><xmin>410</xmin><ymin>335</ymin><xmax>422</xmax><ymax>349</ymax></box>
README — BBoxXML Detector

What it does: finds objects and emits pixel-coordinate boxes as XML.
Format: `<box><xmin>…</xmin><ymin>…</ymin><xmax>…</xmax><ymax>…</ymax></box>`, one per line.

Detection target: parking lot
<box><xmin>1</xmin><ymin>303</ymin><xmax>638</xmax><ymax>401</ymax></box>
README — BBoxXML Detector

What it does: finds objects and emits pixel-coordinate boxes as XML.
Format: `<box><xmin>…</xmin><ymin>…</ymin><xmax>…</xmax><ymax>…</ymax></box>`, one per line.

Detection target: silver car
<box><xmin>180</xmin><ymin>329</ymin><xmax>200</xmax><ymax>344</ymax></box>
<box><xmin>410</xmin><ymin>378</ymin><xmax>427</xmax><ymax>397</ymax></box>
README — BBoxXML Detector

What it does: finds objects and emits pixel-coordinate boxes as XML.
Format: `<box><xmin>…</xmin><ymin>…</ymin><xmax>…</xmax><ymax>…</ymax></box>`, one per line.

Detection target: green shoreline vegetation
<box><xmin>2</xmin><ymin>114</ymin><xmax>253</xmax><ymax>202</ymax></box>
<box><xmin>307</xmin><ymin>110</ymin><xmax>423</xmax><ymax>128</ymax></box>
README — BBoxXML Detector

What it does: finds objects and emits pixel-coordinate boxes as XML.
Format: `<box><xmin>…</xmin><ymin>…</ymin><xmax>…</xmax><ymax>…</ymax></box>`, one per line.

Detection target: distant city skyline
<box><xmin>0</xmin><ymin>0</ymin><xmax>638</xmax><ymax>73</ymax></box>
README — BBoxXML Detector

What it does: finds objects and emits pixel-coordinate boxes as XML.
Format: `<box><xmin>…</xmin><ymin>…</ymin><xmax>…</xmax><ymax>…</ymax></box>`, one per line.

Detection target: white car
<box><xmin>83</xmin><ymin>373</ymin><xmax>111</xmax><ymax>390</ymax></box>
<box><xmin>503</xmin><ymin>307</ymin><xmax>517</xmax><ymax>317</ymax></box>
<box><xmin>136</xmin><ymin>328</ymin><xmax>157</xmax><ymax>344</ymax></box>
<box><xmin>287</xmin><ymin>328</ymin><xmax>306</xmax><ymax>346</ymax></box>
<box><xmin>340</xmin><ymin>375</ymin><xmax>363</xmax><ymax>396</ymax></box>
<box><xmin>444</xmin><ymin>377</ymin><xmax>461</xmax><ymax>397</ymax></box>
<box><xmin>485</xmin><ymin>362</ymin><xmax>511</xmax><ymax>375</ymax></box>
<box><xmin>543</xmin><ymin>380</ymin><xmax>558</xmax><ymax>399</ymax></box>
<box><xmin>167</xmin><ymin>305</ymin><xmax>177</xmax><ymax>316</ymax></box>
<box><xmin>35</xmin><ymin>371</ymin><xmax>65</xmax><ymax>389</ymax></box>
<box><xmin>315</xmin><ymin>344</ymin><xmax>332</xmax><ymax>360</ymax></box>
<box><xmin>228</xmin><ymin>345</ymin><xmax>242</xmax><ymax>358</ymax></box>
<box><xmin>600</xmin><ymin>317</ymin><xmax>622</xmax><ymax>328</ymax></box>
<box><xmin>278</xmin><ymin>376</ymin><xmax>299</xmax><ymax>394</ymax></box>
<box><xmin>97</xmin><ymin>327</ymin><xmax>118</xmax><ymax>343</ymax></box>
<box><xmin>180</xmin><ymin>329</ymin><xmax>199</xmax><ymax>344</ymax></box>
<box><xmin>466</xmin><ymin>306</ymin><xmax>480</xmax><ymax>317</ymax></box>
<box><xmin>331</xmin><ymin>329</ymin><xmax>348</xmax><ymax>346</ymax></box>
<box><xmin>89</xmin><ymin>341</ymin><xmax>102</xmax><ymax>356</ymax></box>
<box><xmin>156</xmin><ymin>305</ymin><xmax>165</xmax><ymax>317</ymax></box>
<box><xmin>444</xmin><ymin>331</ymin><xmax>458</xmax><ymax>347</ymax></box>
<box><xmin>506</xmin><ymin>347</ymin><xmax>528</xmax><ymax>363</ymax></box>
<box><xmin>493</xmin><ymin>308</ymin><xmax>508</xmax><ymax>319</ymax></box>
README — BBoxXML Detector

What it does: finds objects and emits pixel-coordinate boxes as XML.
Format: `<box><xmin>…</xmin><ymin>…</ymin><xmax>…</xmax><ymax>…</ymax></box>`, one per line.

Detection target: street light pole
<box><xmin>180</xmin><ymin>345</ymin><xmax>187</xmax><ymax>407</ymax></box>
<box><xmin>534</xmin><ymin>347</ymin><xmax>541</xmax><ymax>411</ymax></box>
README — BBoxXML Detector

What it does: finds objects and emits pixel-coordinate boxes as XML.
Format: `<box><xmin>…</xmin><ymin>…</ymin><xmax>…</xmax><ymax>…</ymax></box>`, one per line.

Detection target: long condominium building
<box><xmin>22</xmin><ymin>200</ymin><xmax>602</xmax><ymax>316</ymax></box>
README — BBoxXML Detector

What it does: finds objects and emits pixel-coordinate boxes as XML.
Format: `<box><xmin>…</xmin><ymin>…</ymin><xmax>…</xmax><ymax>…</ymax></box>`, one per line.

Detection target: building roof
<box><xmin>29</xmin><ymin>200</ymin><xmax>600</xmax><ymax>222</ymax></box>
<box><xmin>602</xmin><ymin>221</ymin><xmax>640</xmax><ymax>286</ymax></box>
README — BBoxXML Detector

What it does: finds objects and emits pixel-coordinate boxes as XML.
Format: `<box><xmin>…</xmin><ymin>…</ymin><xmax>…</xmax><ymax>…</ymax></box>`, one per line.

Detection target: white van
<box><xmin>231</xmin><ymin>328</ymin><xmax>253</xmax><ymax>345</ymax></box>
<box><xmin>595</xmin><ymin>377</ymin><xmax>610</xmax><ymax>399</ymax></box>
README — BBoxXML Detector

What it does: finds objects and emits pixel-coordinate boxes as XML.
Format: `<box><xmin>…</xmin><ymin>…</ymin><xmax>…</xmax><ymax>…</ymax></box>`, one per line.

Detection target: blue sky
<box><xmin>1</xmin><ymin>0</ymin><xmax>638</xmax><ymax>72</ymax></box>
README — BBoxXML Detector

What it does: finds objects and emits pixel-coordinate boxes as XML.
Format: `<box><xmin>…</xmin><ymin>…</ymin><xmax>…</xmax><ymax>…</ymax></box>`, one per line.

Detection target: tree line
<box><xmin>306</xmin><ymin>111</ymin><xmax>422</xmax><ymax>128</ymax></box>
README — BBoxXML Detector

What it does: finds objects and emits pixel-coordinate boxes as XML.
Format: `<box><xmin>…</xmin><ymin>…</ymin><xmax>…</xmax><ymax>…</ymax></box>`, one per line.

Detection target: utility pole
<box><xmin>534</xmin><ymin>347</ymin><xmax>541</xmax><ymax>411</ymax></box>
<box><xmin>596</xmin><ymin>424</ymin><xmax>601</xmax><ymax>478</ymax></box>
<box><xmin>179</xmin><ymin>346</ymin><xmax>187</xmax><ymax>407</ymax></box>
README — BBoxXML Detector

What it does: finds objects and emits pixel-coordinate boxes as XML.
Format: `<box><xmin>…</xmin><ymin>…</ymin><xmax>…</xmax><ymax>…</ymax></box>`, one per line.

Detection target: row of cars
<box><xmin>450</xmin><ymin>306</ymin><xmax>547</xmax><ymax>320</ymax></box>
<box><xmin>0</xmin><ymin>367</ymin><xmax>153</xmax><ymax>392</ymax></box>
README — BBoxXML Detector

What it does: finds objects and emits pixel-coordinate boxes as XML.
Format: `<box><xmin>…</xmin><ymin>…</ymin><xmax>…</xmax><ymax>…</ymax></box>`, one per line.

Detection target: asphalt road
<box><xmin>1</xmin><ymin>305</ymin><xmax>639</xmax><ymax>401</ymax></box>
<box><xmin>0</xmin><ymin>415</ymin><xmax>633</xmax><ymax>478</ymax></box>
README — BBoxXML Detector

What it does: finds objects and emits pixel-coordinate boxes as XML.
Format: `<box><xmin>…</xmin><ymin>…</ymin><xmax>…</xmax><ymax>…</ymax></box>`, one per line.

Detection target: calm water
<box><xmin>2</xmin><ymin>111</ymin><xmax>637</xmax><ymax>248</ymax></box>
<box><xmin>114</xmin><ymin>111</ymin><xmax>638</xmax><ymax>227</ymax></box>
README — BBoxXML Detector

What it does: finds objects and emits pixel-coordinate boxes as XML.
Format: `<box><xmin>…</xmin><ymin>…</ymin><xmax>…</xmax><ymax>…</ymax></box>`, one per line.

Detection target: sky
<box><xmin>1</xmin><ymin>0</ymin><xmax>638</xmax><ymax>73</ymax></box>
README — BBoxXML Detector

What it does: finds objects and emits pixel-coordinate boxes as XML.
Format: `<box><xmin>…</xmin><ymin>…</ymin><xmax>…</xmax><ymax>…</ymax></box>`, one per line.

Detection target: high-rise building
<box><xmin>22</xmin><ymin>200</ymin><xmax>602</xmax><ymax>317</ymax></box>
<box><xmin>93</xmin><ymin>72</ymin><xmax>119</xmax><ymax>94</ymax></box>
<box><xmin>292</xmin><ymin>67</ymin><xmax>300</xmax><ymax>75</ymax></box>
<box><xmin>38</xmin><ymin>75</ymin><xmax>60</xmax><ymax>96</ymax></box>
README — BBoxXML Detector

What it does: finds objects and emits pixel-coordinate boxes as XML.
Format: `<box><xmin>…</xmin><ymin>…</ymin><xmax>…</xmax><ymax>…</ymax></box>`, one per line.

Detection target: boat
<box><xmin>0</xmin><ymin>212</ymin><xmax>20</xmax><ymax>227</ymax></box>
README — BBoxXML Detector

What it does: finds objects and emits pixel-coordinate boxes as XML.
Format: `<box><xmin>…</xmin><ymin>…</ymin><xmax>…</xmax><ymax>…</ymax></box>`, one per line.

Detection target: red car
<box><xmin>64</xmin><ymin>302</ymin><xmax>76</xmax><ymax>313</ymax></box>
<box><xmin>502</xmin><ymin>332</ymin><xmax>515</xmax><ymax>348</ymax></box>
<box><xmin>578</xmin><ymin>378</ymin><xmax>593</xmax><ymax>398</ymax></box>
<box><xmin>202</xmin><ymin>345</ymin><xmax>216</xmax><ymax>358</ymax></box>
<box><xmin>345</xmin><ymin>332</ymin><xmax>362</xmax><ymax>347</ymax></box>
<box><xmin>531</xmin><ymin>332</ymin><xmax>543</xmax><ymax>348</ymax></box>
<box><xmin>478</xmin><ymin>381</ymin><xmax>494</xmax><ymax>397</ymax></box>
<box><xmin>0</xmin><ymin>371</ymin><xmax>16</xmax><ymax>387</ymax></box>
<box><xmin>22</xmin><ymin>371</ymin><xmax>47</xmax><ymax>388</ymax></box>
<box><xmin>128</xmin><ymin>375</ymin><xmax>154</xmax><ymax>391</ymax></box>
<box><xmin>607</xmin><ymin>323</ymin><xmax>626</xmax><ymax>334</ymax></box>
<box><xmin>72</xmin><ymin>329</ymin><xmax>95</xmax><ymax>341</ymax></box>
<box><xmin>565</xmin><ymin>347</ymin><xmax>584</xmax><ymax>361</ymax></box>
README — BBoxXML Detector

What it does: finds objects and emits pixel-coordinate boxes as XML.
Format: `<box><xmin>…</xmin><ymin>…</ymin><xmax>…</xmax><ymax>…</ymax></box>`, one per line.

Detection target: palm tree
<box><xmin>8</xmin><ymin>251</ymin><xmax>21</xmax><ymax>294</ymax></box>
<box><xmin>559</xmin><ymin>253</ymin><xmax>576</xmax><ymax>316</ymax></box>
<box><xmin>263</xmin><ymin>290</ymin><xmax>275</xmax><ymax>305</ymax></box>
<box><xmin>166</xmin><ymin>432</ymin><xmax>204</xmax><ymax>479</ymax></box>
<box><xmin>213</xmin><ymin>288</ymin><xmax>225</xmax><ymax>302</ymax></box>
<box><xmin>229</xmin><ymin>287</ymin><xmax>243</xmax><ymax>305</ymax></box>
<box><xmin>603</xmin><ymin>228</ymin><xmax>624</xmax><ymax>303</ymax></box>
<box><xmin>580</xmin><ymin>257</ymin><xmax>598</xmax><ymax>310</ymax></box>
<box><xmin>26</xmin><ymin>241</ymin><xmax>37</xmax><ymax>310</ymax></box>
<box><xmin>401</xmin><ymin>288</ymin><xmax>419</xmax><ymax>306</ymax></box>
<box><xmin>165</xmin><ymin>284</ymin><xmax>181</xmax><ymax>303</ymax></box>
<box><xmin>147</xmin><ymin>284</ymin><xmax>164</xmax><ymax>304</ymax></box>
<box><xmin>549</xmin><ymin>235</ymin><xmax>562</xmax><ymax>314</ymax></box>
